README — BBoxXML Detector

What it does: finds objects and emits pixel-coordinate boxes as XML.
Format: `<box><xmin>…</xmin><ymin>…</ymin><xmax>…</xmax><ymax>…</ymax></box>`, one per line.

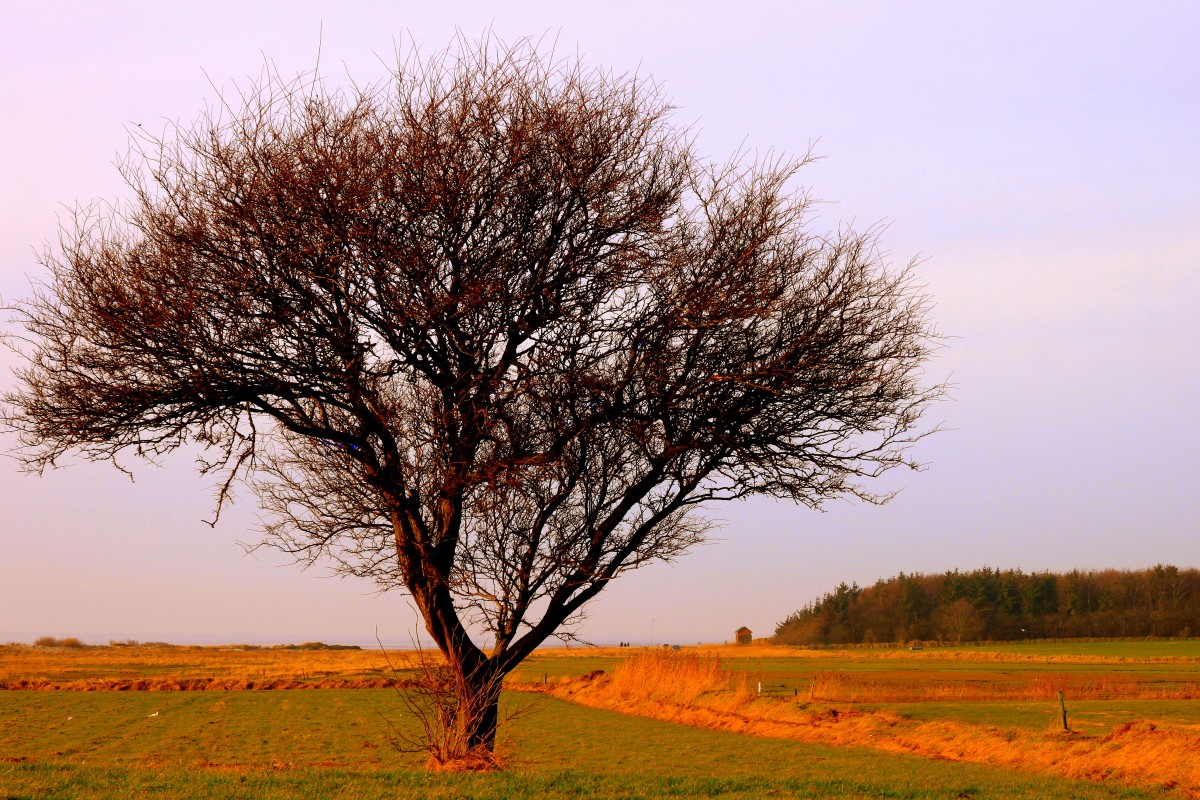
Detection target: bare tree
<box><xmin>3</xmin><ymin>35</ymin><xmax>942</xmax><ymax>765</ymax></box>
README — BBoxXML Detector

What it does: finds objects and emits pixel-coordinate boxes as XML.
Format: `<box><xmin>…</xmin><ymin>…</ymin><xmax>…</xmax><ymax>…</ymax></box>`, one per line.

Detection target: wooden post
<box><xmin>1058</xmin><ymin>691</ymin><xmax>1069</xmax><ymax>731</ymax></box>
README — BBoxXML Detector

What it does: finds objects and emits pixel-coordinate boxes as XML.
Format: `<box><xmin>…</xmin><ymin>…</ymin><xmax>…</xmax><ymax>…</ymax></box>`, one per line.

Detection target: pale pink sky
<box><xmin>2</xmin><ymin>1</ymin><xmax>1197</xmax><ymax>646</ymax></box>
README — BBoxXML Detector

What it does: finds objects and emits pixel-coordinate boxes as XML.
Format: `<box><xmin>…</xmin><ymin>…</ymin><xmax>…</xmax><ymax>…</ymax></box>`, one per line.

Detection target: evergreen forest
<box><xmin>772</xmin><ymin>565</ymin><xmax>1200</xmax><ymax>645</ymax></box>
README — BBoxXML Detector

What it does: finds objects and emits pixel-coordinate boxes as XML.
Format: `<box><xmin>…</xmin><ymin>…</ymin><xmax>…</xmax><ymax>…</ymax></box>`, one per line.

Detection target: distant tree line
<box><xmin>773</xmin><ymin>565</ymin><xmax>1200</xmax><ymax>645</ymax></box>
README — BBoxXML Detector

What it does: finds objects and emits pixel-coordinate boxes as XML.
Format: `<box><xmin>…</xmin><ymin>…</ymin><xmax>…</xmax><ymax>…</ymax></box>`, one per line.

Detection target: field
<box><xmin>2</xmin><ymin>640</ymin><xmax>1198</xmax><ymax>798</ymax></box>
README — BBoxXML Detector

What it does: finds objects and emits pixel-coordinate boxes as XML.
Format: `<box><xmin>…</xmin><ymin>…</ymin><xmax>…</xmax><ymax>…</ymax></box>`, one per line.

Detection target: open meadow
<box><xmin>3</xmin><ymin>640</ymin><xmax>1198</xmax><ymax>798</ymax></box>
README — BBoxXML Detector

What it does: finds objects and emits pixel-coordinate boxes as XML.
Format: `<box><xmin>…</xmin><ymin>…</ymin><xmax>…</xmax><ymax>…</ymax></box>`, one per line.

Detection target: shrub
<box><xmin>34</xmin><ymin>636</ymin><xmax>85</xmax><ymax>648</ymax></box>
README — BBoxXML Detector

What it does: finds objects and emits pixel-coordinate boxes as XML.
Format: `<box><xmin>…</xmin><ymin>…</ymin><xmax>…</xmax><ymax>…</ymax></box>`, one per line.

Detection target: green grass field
<box><xmin>0</xmin><ymin>690</ymin><xmax>1162</xmax><ymax>799</ymax></box>
<box><xmin>883</xmin><ymin>698</ymin><xmax>1200</xmax><ymax>733</ymax></box>
<box><xmin>4</xmin><ymin>640</ymin><xmax>1199</xmax><ymax>798</ymax></box>
<box><xmin>940</xmin><ymin>640</ymin><xmax>1200</xmax><ymax>659</ymax></box>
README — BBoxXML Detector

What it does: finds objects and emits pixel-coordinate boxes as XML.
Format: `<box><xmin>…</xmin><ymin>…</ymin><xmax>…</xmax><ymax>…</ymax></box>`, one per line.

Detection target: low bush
<box><xmin>33</xmin><ymin>636</ymin><xmax>85</xmax><ymax>648</ymax></box>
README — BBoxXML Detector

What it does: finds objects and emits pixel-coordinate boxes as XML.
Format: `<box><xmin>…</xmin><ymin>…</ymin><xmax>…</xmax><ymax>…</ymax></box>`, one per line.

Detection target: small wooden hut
<box><xmin>735</xmin><ymin>626</ymin><xmax>752</xmax><ymax>645</ymax></box>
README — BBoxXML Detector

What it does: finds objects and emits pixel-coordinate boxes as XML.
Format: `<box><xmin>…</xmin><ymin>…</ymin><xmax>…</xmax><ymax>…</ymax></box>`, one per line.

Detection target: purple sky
<box><xmin>2</xmin><ymin>2</ymin><xmax>1197</xmax><ymax>647</ymax></box>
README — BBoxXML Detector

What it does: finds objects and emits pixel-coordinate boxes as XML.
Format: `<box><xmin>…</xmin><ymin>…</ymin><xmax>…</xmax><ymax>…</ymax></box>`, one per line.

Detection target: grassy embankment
<box><xmin>535</xmin><ymin>646</ymin><xmax>1200</xmax><ymax>796</ymax></box>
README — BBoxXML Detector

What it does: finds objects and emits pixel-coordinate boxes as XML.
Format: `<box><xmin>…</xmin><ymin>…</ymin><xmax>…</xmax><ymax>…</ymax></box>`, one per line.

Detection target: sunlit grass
<box><xmin>0</xmin><ymin>690</ymin><xmax>1162</xmax><ymax>799</ymax></box>
<box><xmin>536</xmin><ymin>650</ymin><xmax>1200</xmax><ymax>795</ymax></box>
<box><xmin>0</xmin><ymin>643</ymin><xmax>421</xmax><ymax>688</ymax></box>
<box><xmin>4</xmin><ymin>640</ymin><xmax>1200</xmax><ymax>796</ymax></box>
<box><xmin>885</xmin><ymin>699</ymin><xmax>1200</xmax><ymax>734</ymax></box>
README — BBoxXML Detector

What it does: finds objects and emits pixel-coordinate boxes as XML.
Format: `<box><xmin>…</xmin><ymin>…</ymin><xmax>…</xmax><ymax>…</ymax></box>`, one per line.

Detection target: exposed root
<box><xmin>426</xmin><ymin>746</ymin><xmax>503</xmax><ymax>773</ymax></box>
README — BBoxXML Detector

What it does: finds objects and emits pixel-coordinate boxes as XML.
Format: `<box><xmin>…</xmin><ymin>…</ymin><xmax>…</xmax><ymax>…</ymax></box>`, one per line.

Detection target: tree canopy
<box><xmin>3</xmin><ymin>36</ymin><xmax>942</xmax><ymax>765</ymax></box>
<box><xmin>774</xmin><ymin>565</ymin><xmax>1200</xmax><ymax>645</ymax></box>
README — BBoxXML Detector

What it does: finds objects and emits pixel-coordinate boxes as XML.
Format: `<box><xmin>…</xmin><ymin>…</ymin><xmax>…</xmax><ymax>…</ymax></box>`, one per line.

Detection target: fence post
<box><xmin>1058</xmin><ymin>691</ymin><xmax>1069</xmax><ymax>731</ymax></box>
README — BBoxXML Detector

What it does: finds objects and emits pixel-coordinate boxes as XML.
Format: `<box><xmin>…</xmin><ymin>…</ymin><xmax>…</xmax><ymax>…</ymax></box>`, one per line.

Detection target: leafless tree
<box><xmin>3</xmin><ymin>35</ymin><xmax>942</xmax><ymax>765</ymax></box>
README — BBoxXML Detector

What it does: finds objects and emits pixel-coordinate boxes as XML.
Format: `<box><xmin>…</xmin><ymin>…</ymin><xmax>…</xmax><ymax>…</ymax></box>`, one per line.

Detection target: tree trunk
<box><xmin>461</xmin><ymin>670</ymin><xmax>501</xmax><ymax>754</ymax></box>
<box><xmin>421</xmin><ymin>657</ymin><xmax>504</xmax><ymax>770</ymax></box>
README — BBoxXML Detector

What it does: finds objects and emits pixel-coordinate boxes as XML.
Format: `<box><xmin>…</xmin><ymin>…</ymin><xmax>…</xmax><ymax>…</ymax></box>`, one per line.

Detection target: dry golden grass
<box><xmin>0</xmin><ymin>643</ymin><xmax>426</xmax><ymax>689</ymax></box>
<box><xmin>527</xmin><ymin>650</ymin><xmax>1200</xmax><ymax>797</ymax></box>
